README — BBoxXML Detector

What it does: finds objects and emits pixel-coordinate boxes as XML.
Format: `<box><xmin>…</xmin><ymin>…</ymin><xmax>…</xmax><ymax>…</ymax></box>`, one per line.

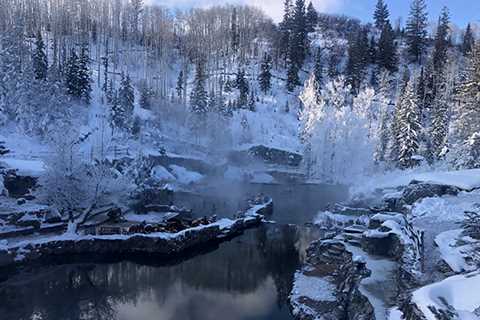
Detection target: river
<box><xmin>0</xmin><ymin>183</ymin><xmax>348</xmax><ymax>320</ymax></box>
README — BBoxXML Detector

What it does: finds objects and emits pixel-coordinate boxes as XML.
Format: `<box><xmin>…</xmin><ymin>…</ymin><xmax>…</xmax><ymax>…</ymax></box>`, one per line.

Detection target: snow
<box><xmin>251</xmin><ymin>172</ymin><xmax>275</xmax><ymax>184</ymax></box>
<box><xmin>388</xmin><ymin>308</ymin><xmax>404</xmax><ymax>320</ymax></box>
<box><xmin>347</xmin><ymin>245</ymin><xmax>398</xmax><ymax>320</ymax></box>
<box><xmin>411</xmin><ymin>190</ymin><xmax>480</xmax><ymax>223</ymax></box>
<box><xmin>353</xmin><ymin>169</ymin><xmax>480</xmax><ymax>198</ymax></box>
<box><xmin>150</xmin><ymin>165</ymin><xmax>176</xmax><ymax>182</ymax></box>
<box><xmin>412</xmin><ymin>272</ymin><xmax>480</xmax><ymax>320</ymax></box>
<box><xmin>435</xmin><ymin>229</ymin><xmax>478</xmax><ymax>273</ymax></box>
<box><xmin>0</xmin><ymin>158</ymin><xmax>45</xmax><ymax>176</ymax></box>
<box><xmin>169</xmin><ymin>165</ymin><xmax>204</xmax><ymax>185</ymax></box>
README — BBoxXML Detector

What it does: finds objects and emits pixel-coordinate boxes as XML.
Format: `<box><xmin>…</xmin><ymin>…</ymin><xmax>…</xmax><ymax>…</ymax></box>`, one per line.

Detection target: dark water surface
<box><xmin>0</xmin><ymin>183</ymin><xmax>348</xmax><ymax>320</ymax></box>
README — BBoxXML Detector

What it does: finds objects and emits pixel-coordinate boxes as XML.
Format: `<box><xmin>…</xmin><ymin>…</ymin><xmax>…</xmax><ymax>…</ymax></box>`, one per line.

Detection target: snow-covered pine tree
<box><xmin>236</xmin><ymin>68</ymin><xmax>249</xmax><ymax>108</ymax></box>
<box><xmin>65</xmin><ymin>49</ymin><xmax>80</xmax><ymax>98</ymax></box>
<box><xmin>139</xmin><ymin>84</ymin><xmax>152</xmax><ymax>109</ymax></box>
<box><xmin>452</xmin><ymin>43</ymin><xmax>480</xmax><ymax>144</ymax></box>
<box><xmin>248</xmin><ymin>90</ymin><xmax>256</xmax><ymax>112</ymax></box>
<box><xmin>258</xmin><ymin>53</ymin><xmax>272</xmax><ymax>94</ymax></box>
<box><xmin>190</xmin><ymin>59</ymin><xmax>208</xmax><ymax>114</ymax></box>
<box><xmin>313</xmin><ymin>48</ymin><xmax>323</xmax><ymax>96</ymax></box>
<box><xmin>346</xmin><ymin>28</ymin><xmax>369</xmax><ymax>93</ymax></box>
<box><xmin>405</xmin><ymin>0</ymin><xmax>428</xmax><ymax>63</ymax></box>
<box><xmin>111</xmin><ymin>72</ymin><xmax>135</xmax><ymax>131</ymax></box>
<box><xmin>78</xmin><ymin>44</ymin><xmax>92</xmax><ymax>104</ymax></box>
<box><xmin>208</xmin><ymin>89</ymin><xmax>217</xmax><ymax>113</ymax></box>
<box><xmin>290</xmin><ymin>0</ymin><xmax>308</xmax><ymax>68</ymax></box>
<box><xmin>176</xmin><ymin>70</ymin><xmax>184</xmax><ymax>99</ymax></box>
<box><xmin>305</xmin><ymin>2</ymin><xmax>318</xmax><ymax>33</ymax></box>
<box><xmin>375</xmin><ymin>71</ymin><xmax>393</xmax><ymax>162</ymax></box>
<box><xmin>432</xmin><ymin>7</ymin><xmax>450</xmax><ymax>74</ymax></box>
<box><xmin>32</xmin><ymin>30</ymin><xmax>48</xmax><ymax>81</ymax></box>
<box><xmin>279</xmin><ymin>0</ymin><xmax>294</xmax><ymax>64</ymax></box>
<box><xmin>377</xmin><ymin>21</ymin><xmax>398</xmax><ymax>72</ymax></box>
<box><xmin>462</xmin><ymin>24</ymin><xmax>475</xmax><ymax>56</ymax></box>
<box><xmin>395</xmin><ymin>78</ymin><xmax>421</xmax><ymax>168</ymax></box>
<box><xmin>373</xmin><ymin>0</ymin><xmax>390</xmax><ymax>30</ymax></box>
<box><xmin>230</xmin><ymin>7</ymin><xmax>240</xmax><ymax>54</ymax></box>
<box><xmin>287</xmin><ymin>61</ymin><xmax>299</xmax><ymax>92</ymax></box>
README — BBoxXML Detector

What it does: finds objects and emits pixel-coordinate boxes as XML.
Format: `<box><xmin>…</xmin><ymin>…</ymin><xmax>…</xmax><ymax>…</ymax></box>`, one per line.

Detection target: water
<box><xmin>0</xmin><ymin>183</ymin><xmax>348</xmax><ymax>320</ymax></box>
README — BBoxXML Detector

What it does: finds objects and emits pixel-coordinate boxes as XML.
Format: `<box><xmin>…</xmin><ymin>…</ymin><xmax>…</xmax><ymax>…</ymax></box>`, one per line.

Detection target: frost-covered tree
<box><xmin>375</xmin><ymin>71</ymin><xmax>394</xmax><ymax>162</ymax></box>
<box><xmin>394</xmin><ymin>79</ymin><xmax>421</xmax><ymax>168</ymax></box>
<box><xmin>65</xmin><ymin>45</ymin><xmax>91</xmax><ymax>104</ymax></box>
<box><xmin>313</xmin><ymin>48</ymin><xmax>323</xmax><ymax>95</ymax></box>
<box><xmin>462</xmin><ymin>24</ymin><xmax>475</xmax><ymax>56</ymax></box>
<box><xmin>32</xmin><ymin>30</ymin><xmax>48</xmax><ymax>81</ymax></box>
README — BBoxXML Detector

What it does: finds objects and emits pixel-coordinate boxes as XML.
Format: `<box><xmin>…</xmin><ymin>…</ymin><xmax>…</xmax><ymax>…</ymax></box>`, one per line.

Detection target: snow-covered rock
<box><xmin>168</xmin><ymin>165</ymin><xmax>204</xmax><ymax>185</ymax></box>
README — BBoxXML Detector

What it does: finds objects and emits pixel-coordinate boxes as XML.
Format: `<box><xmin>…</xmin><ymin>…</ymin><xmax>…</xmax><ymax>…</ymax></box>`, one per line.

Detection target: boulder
<box><xmin>2</xmin><ymin>171</ymin><xmax>38</xmax><ymax>198</ymax></box>
<box><xmin>401</xmin><ymin>181</ymin><xmax>459</xmax><ymax>205</ymax></box>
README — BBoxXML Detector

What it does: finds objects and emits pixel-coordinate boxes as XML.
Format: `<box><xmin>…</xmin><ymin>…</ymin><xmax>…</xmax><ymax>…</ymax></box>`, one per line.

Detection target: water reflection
<box><xmin>1</xmin><ymin>225</ymin><xmax>317</xmax><ymax>320</ymax></box>
<box><xmin>0</xmin><ymin>184</ymin><xmax>347</xmax><ymax>320</ymax></box>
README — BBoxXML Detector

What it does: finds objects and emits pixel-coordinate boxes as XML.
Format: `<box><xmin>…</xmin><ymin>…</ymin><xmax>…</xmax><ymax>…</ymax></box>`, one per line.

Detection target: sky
<box><xmin>150</xmin><ymin>0</ymin><xmax>480</xmax><ymax>28</ymax></box>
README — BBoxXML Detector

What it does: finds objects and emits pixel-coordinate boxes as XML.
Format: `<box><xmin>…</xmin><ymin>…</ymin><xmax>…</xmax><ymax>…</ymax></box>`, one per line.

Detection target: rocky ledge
<box><xmin>0</xmin><ymin>200</ymin><xmax>271</xmax><ymax>268</ymax></box>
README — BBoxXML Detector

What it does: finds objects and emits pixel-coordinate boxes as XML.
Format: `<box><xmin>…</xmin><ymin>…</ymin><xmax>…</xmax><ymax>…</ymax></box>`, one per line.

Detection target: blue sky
<box><xmin>151</xmin><ymin>0</ymin><xmax>479</xmax><ymax>27</ymax></box>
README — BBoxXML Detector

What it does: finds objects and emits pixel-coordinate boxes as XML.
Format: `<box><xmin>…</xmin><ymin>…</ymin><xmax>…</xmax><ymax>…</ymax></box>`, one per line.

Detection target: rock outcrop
<box><xmin>290</xmin><ymin>239</ymin><xmax>374</xmax><ymax>320</ymax></box>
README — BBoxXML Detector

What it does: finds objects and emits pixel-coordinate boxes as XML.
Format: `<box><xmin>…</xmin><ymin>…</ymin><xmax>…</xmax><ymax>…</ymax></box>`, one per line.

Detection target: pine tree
<box><xmin>279</xmin><ymin>0</ymin><xmax>294</xmax><ymax>62</ymax></box>
<box><xmin>236</xmin><ymin>68</ymin><xmax>249</xmax><ymax>108</ymax></box>
<box><xmin>432</xmin><ymin>7</ymin><xmax>450</xmax><ymax>73</ymax></box>
<box><xmin>117</xmin><ymin>72</ymin><xmax>135</xmax><ymax>130</ymax></box>
<box><xmin>405</xmin><ymin>0</ymin><xmax>428</xmax><ymax>63</ymax></box>
<box><xmin>287</xmin><ymin>62</ymin><xmax>299</xmax><ymax>92</ymax></box>
<box><xmin>32</xmin><ymin>30</ymin><xmax>48</xmax><ymax>80</ymax></box>
<box><xmin>369</xmin><ymin>36</ymin><xmax>377</xmax><ymax>64</ymax></box>
<box><xmin>289</xmin><ymin>0</ymin><xmax>308</xmax><ymax>68</ymax></box>
<box><xmin>376</xmin><ymin>71</ymin><xmax>393</xmax><ymax>162</ymax></box>
<box><xmin>176</xmin><ymin>70</ymin><xmax>184</xmax><ymax>99</ymax></box>
<box><xmin>454</xmin><ymin>43</ymin><xmax>480</xmax><ymax>142</ymax></box>
<box><xmin>208</xmin><ymin>89</ymin><xmax>217</xmax><ymax>112</ymax></box>
<box><xmin>258</xmin><ymin>53</ymin><xmax>272</xmax><ymax>94</ymax></box>
<box><xmin>377</xmin><ymin>21</ymin><xmax>398</xmax><ymax>72</ymax></box>
<box><xmin>65</xmin><ymin>49</ymin><xmax>80</xmax><ymax>97</ymax></box>
<box><xmin>313</xmin><ymin>48</ymin><xmax>323</xmax><ymax>97</ymax></box>
<box><xmin>190</xmin><ymin>59</ymin><xmax>208</xmax><ymax>114</ymax></box>
<box><xmin>230</xmin><ymin>7</ymin><xmax>240</xmax><ymax>54</ymax></box>
<box><xmin>346</xmin><ymin>28</ymin><xmax>369</xmax><ymax>93</ymax></box>
<box><xmin>305</xmin><ymin>2</ymin><xmax>318</xmax><ymax>33</ymax></box>
<box><xmin>462</xmin><ymin>24</ymin><xmax>475</xmax><ymax>56</ymax></box>
<box><xmin>395</xmin><ymin>79</ymin><xmax>421</xmax><ymax>168</ymax></box>
<box><xmin>248</xmin><ymin>90</ymin><xmax>256</xmax><ymax>112</ymax></box>
<box><xmin>139</xmin><ymin>84</ymin><xmax>153</xmax><ymax>109</ymax></box>
<box><xmin>78</xmin><ymin>44</ymin><xmax>92</xmax><ymax>104</ymax></box>
<box><xmin>373</xmin><ymin>0</ymin><xmax>390</xmax><ymax>30</ymax></box>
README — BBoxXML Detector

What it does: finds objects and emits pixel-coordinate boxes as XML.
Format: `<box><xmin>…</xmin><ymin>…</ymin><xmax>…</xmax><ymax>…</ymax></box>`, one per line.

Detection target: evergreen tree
<box><xmin>373</xmin><ymin>0</ymin><xmax>390</xmax><ymax>30</ymax></box>
<box><xmin>405</xmin><ymin>0</ymin><xmax>428</xmax><ymax>63</ymax></box>
<box><xmin>139</xmin><ymin>84</ymin><xmax>153</xmax><ymax>109</ymax></box>
<box><xmin>258</xmin><ymin>53</ymin><xmax>272</xmax><ymax>94</ymax></box>
<box><xmin>176</xmin><ymin>70</ymin><xmax>184</xmax><ymax>99</ymax></box>
<box><xmin>313</xmin><ymin>48</ymin><xmax>323</xmax><ymax>97</ymax></box>
<box><xmin>377</xmin><ymin>21</ymin><xmax>398</xmax><ymax>72</ymax></box>
<box><xmin>78</xmin><ymin>44</ymin><xmax>92</xmax><ymax>104</ymax></box>
<box><xmin>395</xmin><ymin>79</ymin><xmax>421</xmax><ymax>168</ymax></box>
<box><xmin>287</xmin><ymin>62</ymin><xmax>300</xmax><ymax>92</ymax></box>
<box><xmin>65</xmin><ymin>49</ymin><xmax>81</xmax><ymax>98</ymax></box>
<box><xmin>236</xmin><ymin>68</ymin><xmax>249</xmax><ymax>108</ymax></box>
<box><xmin>32</xmin><ymin>30</ymin><xmax>48</xmax><ymax>80</ymax></box>
<box><xmin>190</xmin><ymin>59</ymin><xmax>208</xmax><ymax>114</ymax></box>
<box><xmin>117</xmin><ymin>73</ymin><xmax>135</xmax><ymax>126</ymax></box>
<box><xmin>208</xmin><ymin>89</ymin><xmax>217</xmax><ymax>112</ymax></box>
<box><xmin>454</xmin><ymin>43</ymin><xmax>480</xmax><ymax>142</ymax></box>
<box><xmin>305</xmin><ymin>2</ymin><xmax>318</xmax><ymax>33</ymax></box>
<box><xmin>289</xmin><ymin>0</ymin><xmax>308</xmax><ymax>68</ymax></box>
<box><xmin>279</xmin><ymin>0</ymin><xmax>294</xmax><ymax>62</ymax></box>
<box><xmin>462</xmin><ymin>24</ymin><xmax>475</xmax><ymax>56</ymax></box>
<box><xmin>248</xmin><ymin>90</ymin><xmax>256</xmax><ymax>112</ymax></box>
<box><xmin>346</xmin><ymin>28</ymin><xmax>369</xmax><ymax>93</ymax></box>
<box><xmin>369</xmin><ymin>36</ymin><xmax>377</xmax><ymax>64</ymax></box>
<box><xmin>432</xmin><ymin>7</ymin><xmax>450</xmax><ymax>73</ymax></box>
<box><xmin>376</xmin><ymin>71</ymin><xmax>393</xmax><ymax>162</ymax></box>
<box><xmin>230</xmin><ymin>8</ymin><xmax>240</xmax><ymax>54</ymax></box>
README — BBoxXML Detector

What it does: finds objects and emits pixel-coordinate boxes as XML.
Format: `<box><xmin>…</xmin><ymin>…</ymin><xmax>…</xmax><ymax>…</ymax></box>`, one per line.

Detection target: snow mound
<box><xmin>169</xmin><ymin>165</ymin><xmax>204</xmax><ymax>185</ymax></box>
<box><xmin>435</xmin><ymin>229</ymin><xmax>479</xmax><ymax>273</ymax></box>
<box><xmin>412</xmin><ymin>272</ymin><xmax>480</xmax><ymax>320</ymax></box>
<box><xmin>150</xmin><ymin>165</ymin><xmax>176</xmax><ymax>182</ymax></box>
